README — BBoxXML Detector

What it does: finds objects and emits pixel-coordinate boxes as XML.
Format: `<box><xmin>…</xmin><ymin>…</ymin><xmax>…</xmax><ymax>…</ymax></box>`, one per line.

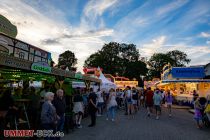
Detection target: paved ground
<box><xmin>62</xmin><ymin>107</ymin><xmax>210</xmax><ymax>140</ymax></box>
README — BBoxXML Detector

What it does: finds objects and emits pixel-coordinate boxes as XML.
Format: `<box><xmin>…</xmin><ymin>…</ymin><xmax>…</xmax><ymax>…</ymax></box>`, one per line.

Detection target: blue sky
<box><xmin>1</xmin><ymin>0</ymin><xmax>210</xmax><ymax>72</ymax></box>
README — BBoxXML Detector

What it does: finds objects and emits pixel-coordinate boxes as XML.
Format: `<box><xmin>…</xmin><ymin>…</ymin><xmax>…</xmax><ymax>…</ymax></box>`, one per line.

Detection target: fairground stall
<box><xmin>157</xmin><ymin>63</ymin><xmax>210</xmax><ymax>105</ymax></box>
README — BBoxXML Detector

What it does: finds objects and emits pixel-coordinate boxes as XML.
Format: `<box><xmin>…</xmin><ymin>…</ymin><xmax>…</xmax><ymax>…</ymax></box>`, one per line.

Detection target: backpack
<box><xmin>132</xmin><ymin>92</ymin><xmax>138</xmax><ymax>100</ymax></box>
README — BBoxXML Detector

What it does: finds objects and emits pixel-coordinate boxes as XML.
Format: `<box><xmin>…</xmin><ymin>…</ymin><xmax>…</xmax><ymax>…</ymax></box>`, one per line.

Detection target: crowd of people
<box><xmin>1</xmin><ymin>86</ymin><xmax>210</xmax><ymax>139</ymax></box>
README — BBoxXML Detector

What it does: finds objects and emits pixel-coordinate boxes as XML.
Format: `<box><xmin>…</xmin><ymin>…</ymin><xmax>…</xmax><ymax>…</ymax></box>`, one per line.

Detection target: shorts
<box><xmin>97</xmin><ymin>102</ymin><xmax>104</xmax><ymax>107</ymax></box>
<box><xmin>132</xmin><ymin>100</ymin><xmax>138</xmax><ymax>105</ymax></box>
<box><xmin>127</xmin><ymin>98</ymin><xmax>132</xmax><ymax>104</ymax></box>
<box><xmin>167</xmin><ymin>103</ymin><xmax>172</xmax><ymax>107</ymax></box>
<box><xmin>154</xmin><ymin>105</ymin><xmax>161</xmax><ymax>111</ymax></box>
<box><xmin>146</xmin><ymin>103</ymin><xmax>153</xmax><ymax>107</ymax></box>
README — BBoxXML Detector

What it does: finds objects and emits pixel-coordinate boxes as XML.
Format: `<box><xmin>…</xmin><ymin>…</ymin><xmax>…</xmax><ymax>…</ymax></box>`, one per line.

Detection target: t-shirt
<box><xmin>145</xmin><ymin>90</ymin><xmax>154</xmax><ymax>105</ymax></box>
<box><xmin>126</xmin><ymin>90</ymin><xmax>132</xmax><ymax>98</ymax></box>
<box><xmin>88</xmin><ymin>92</ymin><xmax>97</xmax><ymax>109</ymax></box>
<box><xmin>153</xmin><ymin>92</ymin><xmax>162</xmax><ymax>106</ymax></box>
<box><xmin>96</xmin><ymin>91</ymin><xmax>104</xmax><ymax>103</ymax></box>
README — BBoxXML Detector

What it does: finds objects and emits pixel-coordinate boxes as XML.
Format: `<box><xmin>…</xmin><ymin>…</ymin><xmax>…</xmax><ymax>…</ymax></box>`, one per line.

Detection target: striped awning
<box><xmin>162</xmin><ymin>79</ymin><xmax>210</xmax><ymax>83</ymax></box>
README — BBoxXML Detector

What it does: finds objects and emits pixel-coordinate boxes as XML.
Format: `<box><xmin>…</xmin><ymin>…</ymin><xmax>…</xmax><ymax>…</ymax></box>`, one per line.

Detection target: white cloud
<box><xmin>156</xmin><ymin>0</ymin><xmax>189</xmax><ymax>16</ymax></box>
<box><xmin>0</xmin><ymin>0</ymin><xmax>114</xmax><ymax>72</ymax></box>
<box><xmin>201</xmin><ymin>32</ymin><xmax>210</xmax><ymax>38</ymax></box>
<box><xmin>139</xmin><ymin>36</ymin><xmax>210</xmax><ymax>66</ymax></box>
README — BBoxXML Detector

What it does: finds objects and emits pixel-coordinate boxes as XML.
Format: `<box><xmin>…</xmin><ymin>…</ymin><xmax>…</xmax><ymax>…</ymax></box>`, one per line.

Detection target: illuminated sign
<box><xmin>172</xmin><ymin>67</ymin><xmax>205</xmax><ymax>78</ymax></box>
<box><xmin>31</xmin><ymin>62</ymin><xmax>51</xmax><ymax>73</ymax></box>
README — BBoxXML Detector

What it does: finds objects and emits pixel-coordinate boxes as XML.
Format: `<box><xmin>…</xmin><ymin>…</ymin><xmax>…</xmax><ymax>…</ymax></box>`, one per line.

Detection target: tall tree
<box><xmin>147</xmin><ymin>50</ymin><xmax>191</xmax><ymax>79</ymax></box>
<box><xmin>166</xmin><ymin>50</ymin><xmax>191</xmax><ymax>67</ymax></box>
<box><xmin>84</xmin><ymin>42</ymin><xmax>148</xmax><ymax>85</ymax></box>
<box><xmin>58</xmin><ymin>50</ymin><xmax>77</xmax><ymax>71</ymax></box>
<box><xmin>147</xmin><ymin>53</ymin><xmax>174</xmax><ymax>79</ymax></box>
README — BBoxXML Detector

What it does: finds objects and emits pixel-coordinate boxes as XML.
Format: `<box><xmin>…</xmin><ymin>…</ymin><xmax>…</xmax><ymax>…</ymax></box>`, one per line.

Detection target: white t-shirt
<box><xmin>126</xmin><ymin>90</ymin><xmax>132</xmax><ymax>98</ymax></box>
<box><xmin>97</xmin><ymin>91</ymin><xmax>104</xmax><ymax>103</ymax></box>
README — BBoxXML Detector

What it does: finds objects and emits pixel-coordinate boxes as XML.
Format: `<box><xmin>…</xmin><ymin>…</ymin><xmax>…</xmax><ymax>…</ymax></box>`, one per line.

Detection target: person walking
<box><xmin>106</xmin><ymin>89</ymin><xmax>118</xmax><ymax>121</ymax></box>
<box><xmin>96</xmin><ymin>89</ymin><xmax>104</xmax><ymax>116</ymax></box>
<box><xmin>153</xmin><ymin>89</ymin><xmax>162</xmax><ymax>120</ymax></box>
<box><xmin>165</xmin><ymin>90</ymin><xmax>173</xmax><ymax>117</ymax></box>
<box><xmin>41</xmin><ymin>92</ymin><xmax>58</xmax><ymax>140</ymax></box>
<box><xmin>88</xmin><ymin>88</ymin><xmax>97</xmax><ymax>127</ymax></box>
<box><xmin>73</xmin><ymin>89</ymin><xmax>84</xmax><ymax>128</ymax></box>
<box><xmin>132</xmin><ymin>89</ymin><xmax>138</xmax><ymax>114</ymax></box>
<box><xmin>194</xmin><ymin>98</ymin><xmax>203</xmax><ymax>129</ymax></box>
<box><xmin>126</xmin><ymin>86</ymin><xmax>133</xmax><ymax>118</ymax></box>
<box><xmin>145</xmin><ymin>87</ymin><xmax>154</xmax><ymax>117</ymax></box>
<box><xmin>52</xmin><ymin>89</ymin><xmax>66</xmax><ymax>132</ymax></box>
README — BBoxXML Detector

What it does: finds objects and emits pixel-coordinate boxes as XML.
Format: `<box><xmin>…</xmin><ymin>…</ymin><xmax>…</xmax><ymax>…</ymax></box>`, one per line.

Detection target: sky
<box><xmin>1</xmin><ymin>0</ymin><xmax>210</xmax><ymax>72</ymax></box>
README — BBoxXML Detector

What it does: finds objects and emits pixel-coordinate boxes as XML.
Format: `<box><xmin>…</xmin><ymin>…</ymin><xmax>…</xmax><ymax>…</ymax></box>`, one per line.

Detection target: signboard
<box><xmin>171</xmin><ymin>67</ymin><xmax>205</xmax><ymax>79</ymax></box>
<box><xmin>0</xmin><ymin>15</ymin><xmax>17</xmax><ymax>38</ymax></box>
<box><xmin>115</xmin><ymin>81</ymin><xmax>138</xmax><ymax>88</ymax></box>
<box><xmin>31</xmin><ymin>62</ymin><xmax>51</xmax><ymax>74</ymax></box>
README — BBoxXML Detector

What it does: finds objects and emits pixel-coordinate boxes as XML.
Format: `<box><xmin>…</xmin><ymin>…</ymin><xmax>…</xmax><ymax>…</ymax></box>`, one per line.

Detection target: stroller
<box><xmin>199</xmin><ymin>97</ymin><xmax>210</xmax><ymax>127</ymax></box>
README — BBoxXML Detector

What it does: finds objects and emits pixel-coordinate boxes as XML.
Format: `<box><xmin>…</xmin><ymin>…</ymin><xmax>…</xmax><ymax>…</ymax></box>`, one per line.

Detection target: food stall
<box><xmin>157</xmin><ymin>64</ymin><xmax>210</xmax><ymax>104</ymax></box>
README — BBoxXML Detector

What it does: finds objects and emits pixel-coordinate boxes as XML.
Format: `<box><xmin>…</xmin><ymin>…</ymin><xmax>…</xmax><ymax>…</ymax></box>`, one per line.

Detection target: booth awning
<box><xmin>162</xmin><ymin>79</ymin><xmax>210</xmax><ymax>83</ymax></box>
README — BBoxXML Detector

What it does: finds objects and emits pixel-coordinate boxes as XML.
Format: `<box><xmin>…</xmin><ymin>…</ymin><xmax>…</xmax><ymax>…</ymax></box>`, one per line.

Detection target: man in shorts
<box><xmin>145</xmin><ymin>87</ymin><xmax>154</xmax><ymax>117</ymax></box>
<box><xmin>153</xmin><ymin>89</ymin><xmax>162</xmax><ymax>120</ymax></box>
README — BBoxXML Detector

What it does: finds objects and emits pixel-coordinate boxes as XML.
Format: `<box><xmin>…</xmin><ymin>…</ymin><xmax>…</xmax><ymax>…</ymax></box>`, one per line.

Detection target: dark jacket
<box><xmin>52</xmin><ymin>96</ymin><xmax>66</xmax><ymax>116</ymax></box>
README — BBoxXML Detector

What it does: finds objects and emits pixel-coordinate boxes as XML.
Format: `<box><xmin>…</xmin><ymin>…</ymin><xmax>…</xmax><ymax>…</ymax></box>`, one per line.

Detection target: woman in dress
<box><xmin>106</xmin><ymin>89</ymin><xmax>118</xmax><ymax>121</ymax></box>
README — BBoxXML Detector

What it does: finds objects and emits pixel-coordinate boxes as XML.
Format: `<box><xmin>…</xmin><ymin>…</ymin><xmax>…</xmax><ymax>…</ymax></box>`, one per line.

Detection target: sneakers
<box><xmin>111</xmin><ymin>119</ymin><xmax>115</xmax><ymax>122</ymax></box>
<box><xmin>147</xmin><ymin>113</ymin><xmax>150</xmax><ymax>117</ymax></box>
<box><xmin>156</xmin><ymin>116</ymin><xmax>159</xmax><ymax>120</ymax></box>
<box><xmin>97</xmin><ymin>114</ymin><xmax>102</xmax><ymax>117</ymax></box>
<box><xmin>77</xmin><ymin>124</ymin><xmax>82</xmax><ymax>129</ymax></box>
<box><xmin>106</xmin><ymin>118</ymin><xmax>109</xmax><ymax>121</ymax></box>
<box><xmin>169</xmin><ymin>114</ymin><xmax>172</xmax><ymax>117</ymax></box>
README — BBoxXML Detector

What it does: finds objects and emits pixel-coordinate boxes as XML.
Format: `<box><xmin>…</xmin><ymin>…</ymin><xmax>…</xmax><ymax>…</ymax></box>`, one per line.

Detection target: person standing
<box><xmin>145</xmin><ymin>87</ymin><xmax>154</xmax><ymax>117</ymax></box>
<box><xmin>165</xmin><ymin>90</ymin><xmax>173</xmax><ymax>117</ymax></box>
<box><xmin>106</xmin><ymin>89</ymin><xmax>118</xmax><ymax>121</ymax></box>
<box><xmin>132</xmin><ymin>89</ymin><xmax>138</xmax><ymax>114</ymax></box>
<box><xmin>96</xmin><ymin>89</ymin><xmax>104</xmax><ymax>116</ymax></box>
<box><xmin>41</xmin><ymin>92</ymin><xmax>58</xmax><ymax>140</ymax></box>
<box><xmin>88</xmin><ymin>88</ymin><xmax>97</xmax><ymax>127</ymax></box>
<box><xmin>153</xmin><ymin>89</ymin><xmax>162</xmax><ymax>120</ymax></box>
<box><xmin>52</xmin><ymin>89</ymin><xmax>66</xmax><ymax>132</ymax></box>
<box><xmin>194</xmin><ymin>98</ymin><xmax>202</xmax><ymax>129</ymax></box>
<box><xmin>126</xmin><ymin>86</ymin><xmax>133</xmax><ymax>117</ymax></box>
<box><xmin>73</xmin><ymin>89</ymin><xmax>84</xmax><ymax>128</ymax></box>
<box><xmin>204</xmin><ymin>94</ymin><xmax>210</xmax><ymax>121</ymax></box>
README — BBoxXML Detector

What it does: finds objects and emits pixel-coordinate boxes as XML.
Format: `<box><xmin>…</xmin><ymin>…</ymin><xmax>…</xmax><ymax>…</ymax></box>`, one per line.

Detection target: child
<box><xmin>194</xmin><ymin>98</ymin><xmax>202</xmax><ymax>129</ymax></box>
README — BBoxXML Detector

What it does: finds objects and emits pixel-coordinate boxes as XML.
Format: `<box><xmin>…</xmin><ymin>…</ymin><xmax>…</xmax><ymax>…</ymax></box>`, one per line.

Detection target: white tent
<box><xmin>99</xmin><ymin>71</ymin><xmax>116</xmax><ymax>92</ymax></box>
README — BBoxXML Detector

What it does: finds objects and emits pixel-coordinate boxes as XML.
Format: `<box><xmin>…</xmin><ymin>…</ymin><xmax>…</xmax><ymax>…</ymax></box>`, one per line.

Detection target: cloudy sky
<box><xmin>1</xmin><ymin>0</ymin><xmax>210</xmax><ymax>72</ymax></box>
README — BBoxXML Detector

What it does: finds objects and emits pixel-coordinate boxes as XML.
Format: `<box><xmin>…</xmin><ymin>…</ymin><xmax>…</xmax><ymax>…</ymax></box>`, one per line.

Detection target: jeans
<box><xmin>57</xmin><ymin>115</ymin><xmax>65</xmax><ymax>131</ymax></box>
<box><xmin>107</xmin><ymin>106</ymin><xmax>116</xmax><ymax>120</ymax></box>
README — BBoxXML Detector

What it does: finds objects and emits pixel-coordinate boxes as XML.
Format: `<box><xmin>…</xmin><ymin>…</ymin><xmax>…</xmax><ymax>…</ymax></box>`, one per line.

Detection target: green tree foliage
<box><xmin>148</xmin><ymin>50</ymin><xmax>191</xmax><ymax>79</ymax></box>
<box><xmin>166</xmin><ymin>50</ymin><xmax>191</xmax><ymax>67</ymax></box>
<box><xmin>58</xmin><ymin>50</ymin><xmax>77</xmax><ymax>71</ymax></box>
<box><xmin>84</xmin><ymin>42</ymin><xmax>148</xmax><ymax>86</ymax></box>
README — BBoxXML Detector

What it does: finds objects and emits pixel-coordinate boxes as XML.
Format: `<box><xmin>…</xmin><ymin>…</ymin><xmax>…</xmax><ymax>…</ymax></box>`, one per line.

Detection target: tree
<box><xmin>58</xmin><ymin>50</ymin><xmax>77</xmax><ymax>71</ymax></box>
<box><xmin>147</xmin><ymin>50</ymin><xmax>191</xmax><ymax>79</ymax></box>
<box><xmin>166</xmin><ymin>50</ymin><xmax>191</xmax><ymax>67</ymax></box>
<box><xmin>147</xmin><ymin>53</ymin><xmax>174</xmax><ymax>79</ymax></box>
<box><xmin>84</xmin><ymin>42</ymin><xmax>148</xmax><ymax>85</ymax></box>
